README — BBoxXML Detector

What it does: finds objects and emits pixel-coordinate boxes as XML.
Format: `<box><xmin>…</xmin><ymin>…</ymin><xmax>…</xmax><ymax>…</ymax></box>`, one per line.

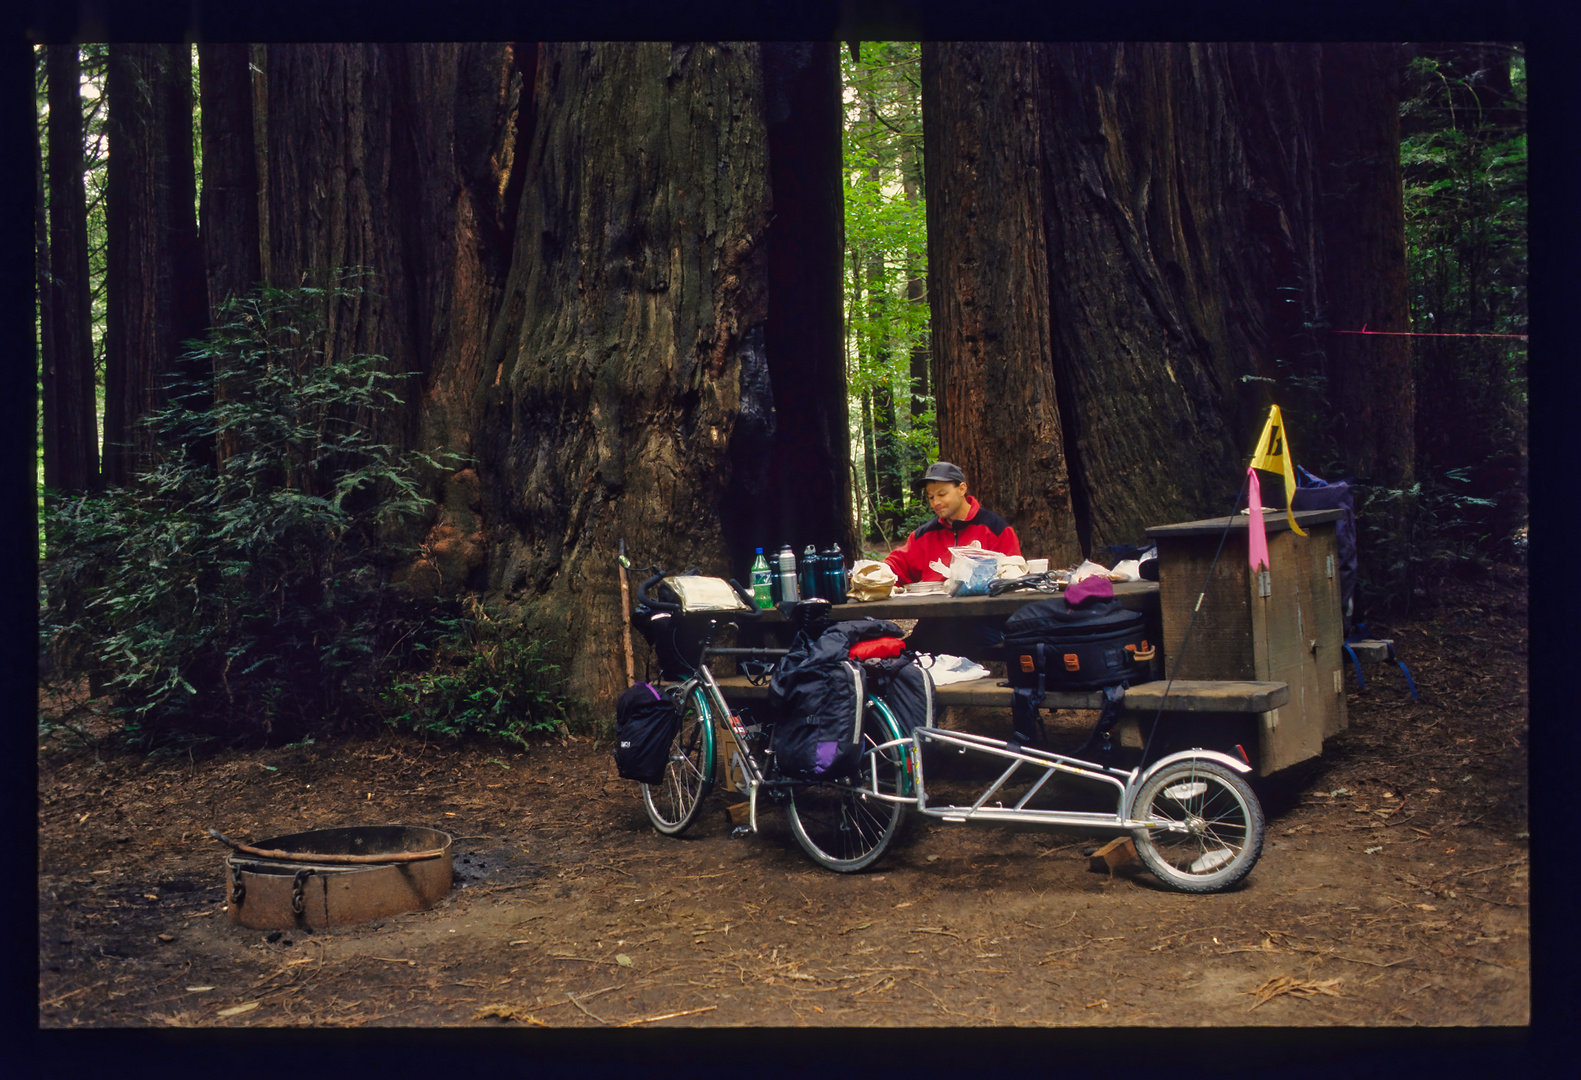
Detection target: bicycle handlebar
<box><xmin>634</xmin><ymin>568</ymin><xmax>763</xmax><ymax>620</ymax></box>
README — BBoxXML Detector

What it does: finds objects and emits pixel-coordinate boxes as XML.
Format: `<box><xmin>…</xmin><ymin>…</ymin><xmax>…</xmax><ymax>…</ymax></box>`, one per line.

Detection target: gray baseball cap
<box><xmin>920</xmin><ymin>461</ymin><xmax>967</xmax><ymax>485</ymax></box>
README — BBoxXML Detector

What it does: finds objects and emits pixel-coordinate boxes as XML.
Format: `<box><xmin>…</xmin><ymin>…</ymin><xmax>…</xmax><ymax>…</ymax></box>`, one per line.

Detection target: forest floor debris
<box><xmin>38</xmin><ymin>564</ymin><xmax>1528</xmax><ymax>1026</ymax></box>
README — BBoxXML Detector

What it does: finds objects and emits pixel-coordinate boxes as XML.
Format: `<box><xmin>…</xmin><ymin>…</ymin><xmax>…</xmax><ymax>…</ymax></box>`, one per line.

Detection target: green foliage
<box><xmin>382</xmin><ymin>599</ymin><xmax>569</xmax><ymax>749</ymax></box>
<box><xmin>1355</xmin><ymin>467</ymin><xmax>1506</xmax><ymax>618</ymax></box>
<box><xmin>843</xmin><ymin>42</ymin><xmax>936</xmax><ymax>542</ymax></box>
<box><xmin>1397</xmin><ymin>45</ymin><xmax>1526</xmax><ymax>565</ymax></box>
<box><xmin>39</xmin><ymin>276</ymin><xmax>459</xmax><ymax>746</ymax></box>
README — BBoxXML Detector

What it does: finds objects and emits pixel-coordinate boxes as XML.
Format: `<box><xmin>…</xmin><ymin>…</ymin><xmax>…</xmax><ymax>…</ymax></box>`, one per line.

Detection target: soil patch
<box><xmin>37</xmin><ymin>565</ymin><xmax>1529</xmax><ymax>1027</ymax></box>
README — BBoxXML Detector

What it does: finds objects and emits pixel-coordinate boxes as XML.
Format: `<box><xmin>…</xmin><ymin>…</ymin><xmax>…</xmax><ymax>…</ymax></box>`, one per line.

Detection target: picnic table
<box><xmin>711</xmin><ymin>509</ymin><xmax>1348</xmax><ymax>777</ymax></box>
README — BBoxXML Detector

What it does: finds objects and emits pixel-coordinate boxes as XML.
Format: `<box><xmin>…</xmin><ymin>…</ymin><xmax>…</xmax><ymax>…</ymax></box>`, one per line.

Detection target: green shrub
<box><xmin>39</xmin><ymin>275</ymin><xmax>458</xmax><ymax>745</ymax></box>
<box><xmin>382</xmin><ymin>599</ymin><xmax>569</xmax><ymax>748</ymax></box>
<box><xmin>1354</xmin><ymin>467</ymin><xmax>1503</xmax><ymax>618</ymax></box>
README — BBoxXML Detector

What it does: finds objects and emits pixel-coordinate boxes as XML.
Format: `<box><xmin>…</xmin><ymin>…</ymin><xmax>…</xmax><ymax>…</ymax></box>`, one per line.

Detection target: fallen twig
<box><xmin>568</xmin><ymin>993</ymin><xmax>608</xmax><ymax>1024</ymax></box>
<box><xmin>616</xmin><ymin>1004</ymin><xmax>718</xmax><ymax>1026</ymax></box>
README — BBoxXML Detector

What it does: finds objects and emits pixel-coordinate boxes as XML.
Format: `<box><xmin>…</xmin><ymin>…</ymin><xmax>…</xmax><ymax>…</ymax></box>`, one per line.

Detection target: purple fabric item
<box><xmin>1064</xmin><ymin>575</ymin><xmax>1114</xmax><ymax>607</ymax></box>
<box><xmin>815</xmin><ymin>741</ymin><xmax>838</xmax><ymax>773</ymax></box>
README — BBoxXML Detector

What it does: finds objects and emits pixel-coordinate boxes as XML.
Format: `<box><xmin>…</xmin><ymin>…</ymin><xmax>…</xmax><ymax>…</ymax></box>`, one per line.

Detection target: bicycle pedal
<box><xmin>730</xmin><ymin>825</ymin><xmax>753</xmax><ymax>839</ymax></box>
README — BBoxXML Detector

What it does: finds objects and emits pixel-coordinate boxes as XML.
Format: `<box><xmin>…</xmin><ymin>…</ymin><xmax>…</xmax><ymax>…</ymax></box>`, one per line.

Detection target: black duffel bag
<box><xmin>613</xmin><ymin>683</ymin><xmax>680</xmax><ymax>785</ymax></box>
<box><xmin>1002</xmin><ymin>597</ymin><xmax>1152</xmax><ymax>747</ymax></box>
<box><xmin>1003</xmin><ymin>597</ymin><xmax>1151</xmax><ymax>692</ymax></box>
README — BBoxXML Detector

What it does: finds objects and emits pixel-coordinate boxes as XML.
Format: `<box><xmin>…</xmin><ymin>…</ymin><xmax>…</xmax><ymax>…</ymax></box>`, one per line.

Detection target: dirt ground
<box><xmin>37</xmin><ymin>564</ymin><xmax>1530</xmax><ymax>1032</ymax></box>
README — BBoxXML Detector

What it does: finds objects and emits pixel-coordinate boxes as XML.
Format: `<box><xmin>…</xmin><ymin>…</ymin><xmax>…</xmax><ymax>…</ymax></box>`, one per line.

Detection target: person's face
<box><xmin>925</xmin><ymin>480</ymin><xmax>969</xmax><ymax>522</ymax></box>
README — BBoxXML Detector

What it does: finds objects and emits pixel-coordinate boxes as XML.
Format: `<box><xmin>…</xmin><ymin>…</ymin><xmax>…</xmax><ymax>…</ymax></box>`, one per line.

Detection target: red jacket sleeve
<box><xmin>883</xmin><ymin>532</ymin><xmax>926</xmax><ymax>584</ymax></box>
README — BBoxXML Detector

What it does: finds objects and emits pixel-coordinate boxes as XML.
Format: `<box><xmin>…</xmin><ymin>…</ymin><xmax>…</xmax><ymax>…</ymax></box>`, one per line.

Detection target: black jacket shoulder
<box><xmin>970</xmin><ymin>507</ymin><xmax>1012</xmax><ymax>536</ymax></box>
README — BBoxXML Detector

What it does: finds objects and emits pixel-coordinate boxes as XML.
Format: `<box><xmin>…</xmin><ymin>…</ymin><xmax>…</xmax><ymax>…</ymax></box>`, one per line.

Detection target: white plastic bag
<box><xmin>945</xmin><ymin>545</ymin><xmax>999</xmax><ymax>596</ymax></box>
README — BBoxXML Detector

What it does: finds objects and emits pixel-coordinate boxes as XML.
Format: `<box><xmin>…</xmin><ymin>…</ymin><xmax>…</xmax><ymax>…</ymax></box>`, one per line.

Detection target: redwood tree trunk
<box><xmin>260</xmin><ymin>43</ymin><xmax>521</xmax><ymax>590</ymax></box>
<box><xmin>921</xmin><ymin>42</ymin><xmax>1081</xmax><ymax>567</ymax></box>
<box><xmin>197</xmin><ymin>43</ymin><xmax>261</xmax><ymax>319</ymax></box>
<box><xmin>748</xmin><ymin>42</ymin><xmax>851</xmax><ymax>561</ymax></box>
<box><xmin>480</xmin><ymin>42</ymin><xmax>772</xmax><ymax>711</ymax></box>
<box><xmin>1319</xmin><ymin>42</ymin><xmax>1414</xmax><ymax>487</ymax></box>
<box><xmin>1035</xmin><ymin>43</ymin><xmax>1328</xmax><ymax>552</ymax></box>
<box><xmin>103</xmin><ymin>44</ymin><xmax>207</xmax><ymax>482</ymax></box>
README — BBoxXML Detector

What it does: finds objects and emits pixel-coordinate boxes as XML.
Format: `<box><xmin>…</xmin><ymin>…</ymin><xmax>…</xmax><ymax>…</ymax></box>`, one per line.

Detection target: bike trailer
<box><xmin>770</xmin><ymin>619</ymin><xmax>903</xmax><ymax>781</ymax></box>
<box><xmin>613</xmin><ymin>682</ymin><xmax>681</xmax><ymax>785</ymax></box>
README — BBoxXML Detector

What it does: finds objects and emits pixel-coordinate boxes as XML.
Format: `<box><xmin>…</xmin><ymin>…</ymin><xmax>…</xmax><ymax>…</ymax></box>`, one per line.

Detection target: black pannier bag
<box><xmin>614</xmin><ymin>683</ymin><xmax>681</xmax><ymax>785</ymax></box>
<box><xmin>856</xmin><ymin>652</ymin><xmax>934</xmax><ymax>737</ymax></box>
<box><xmin>769</xmin><ymin>619</ymin><xmax>902</xmax><ymax>781</ymax></box>
<box><xmin>1002</xmin><ymin>597</ymin><xmax>1151</xmax><ymax>746</ymax></box>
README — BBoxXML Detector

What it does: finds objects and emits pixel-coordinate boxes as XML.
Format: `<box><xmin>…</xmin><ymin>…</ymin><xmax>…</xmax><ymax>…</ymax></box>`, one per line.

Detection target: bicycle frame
<box><xmin>861</xmin><ymin>726</ymin><xmax>1252</xmax><ymax>837</ymax></box>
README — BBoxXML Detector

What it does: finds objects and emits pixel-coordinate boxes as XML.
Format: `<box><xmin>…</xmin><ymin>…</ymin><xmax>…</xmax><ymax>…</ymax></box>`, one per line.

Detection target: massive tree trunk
<box><xmin>102</xmin><ymin>44</ymin><xmax>207</xmax><ymax>483</ymax></box>
<box><xmin>1035</xmin><ymin>43</ymin><xmax>1326</xmax><ymax>552</ymax></box>
<box><xmin>259</xmin><ymin>43</ymin><xmax>524</xmax><ymax>590</ymax></box>
<box><xmin>1318</xmin><ymin>42</ymin><xmax>1414</xmax><ymax>488</ymax></box>
<box><xmin>480</xmin><ymin>42</ymin><xmax>772</xmax><ymax>713</ymax></box>
<box><xmin>921</xmin><ymin>42</ymin><xmax>1081</xmax><ymax>567</ymax></box>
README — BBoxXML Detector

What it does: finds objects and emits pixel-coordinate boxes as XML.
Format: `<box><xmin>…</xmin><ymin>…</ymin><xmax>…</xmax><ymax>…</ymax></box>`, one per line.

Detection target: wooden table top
<box><xmin>759</xmin><ymin>579</ymin><xmax>1160</xmax><ymax>621</ymax></box>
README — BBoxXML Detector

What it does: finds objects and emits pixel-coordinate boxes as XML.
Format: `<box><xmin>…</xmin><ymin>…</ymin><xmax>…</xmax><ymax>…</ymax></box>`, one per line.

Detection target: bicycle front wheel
<box><xmin>1130</xmin><ymin>759</ymin><xmax>1264</xmax><ymax>893</ymax></box>
<box><xmin>786</xmin><ymin>700</ymin><xmax>908</xmax><ymax>873</ymax></box>
<box><xmin>642</xmin><ymin>686</ymin><xmax>715</xmax><ymax>835</ymax></box>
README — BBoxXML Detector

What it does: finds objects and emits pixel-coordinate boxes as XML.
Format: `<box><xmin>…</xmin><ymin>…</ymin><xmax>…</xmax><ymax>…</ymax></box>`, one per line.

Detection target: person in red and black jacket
<box><xmin>883</xmin><ymin>461</ymin><xmax>1022</xmax><ymax>584</ymax></box>
<box><xmin>885</xmin><ymin>461</ymin><xmax>1020</xmax><ymax>661</ymax></box>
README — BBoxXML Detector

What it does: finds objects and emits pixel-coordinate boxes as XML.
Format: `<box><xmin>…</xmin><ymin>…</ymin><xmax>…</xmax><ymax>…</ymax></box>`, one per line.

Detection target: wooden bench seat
<box><xmin>710</xmin><ymin>675</ymin><xmax>1289</xmax><ymax>714</ymax></box>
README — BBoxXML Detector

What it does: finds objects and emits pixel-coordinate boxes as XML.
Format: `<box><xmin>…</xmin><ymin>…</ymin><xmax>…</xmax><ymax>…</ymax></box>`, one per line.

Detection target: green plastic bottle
<box><xmin>750</xmin><ymin>548</ymin><xmax>772</xmax><ymax>609</ymax></box>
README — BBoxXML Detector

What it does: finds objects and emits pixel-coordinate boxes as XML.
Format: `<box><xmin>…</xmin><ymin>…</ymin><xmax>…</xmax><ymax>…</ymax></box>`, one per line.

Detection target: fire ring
<box><xmin>219</xmin><ymin>825</ymin><xmax>453</xmax><ymax>930</ymax></box>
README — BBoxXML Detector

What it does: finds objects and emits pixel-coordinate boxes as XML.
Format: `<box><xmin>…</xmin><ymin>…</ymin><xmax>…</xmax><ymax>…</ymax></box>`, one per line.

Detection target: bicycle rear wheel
<box><xmin>642</xmin><ymin>686</ymin><xmax>715</xmax><ymax>835</ymax></box>
<box><xmin>1130</xmin><ymin>759</ymin><xmax>1264</xmax><ymax>893</ymax></box>
<box><xmin>786</xmin><ymin>700</ymin><xmax>908</xmax><ymax>872</ymax></box>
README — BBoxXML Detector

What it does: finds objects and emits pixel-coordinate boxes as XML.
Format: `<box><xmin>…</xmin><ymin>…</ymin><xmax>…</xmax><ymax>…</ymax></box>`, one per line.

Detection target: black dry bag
<box><xmin>614</xmin><ymin>683</ymin><xmax>680</xmax><ymax>785</ymax></box>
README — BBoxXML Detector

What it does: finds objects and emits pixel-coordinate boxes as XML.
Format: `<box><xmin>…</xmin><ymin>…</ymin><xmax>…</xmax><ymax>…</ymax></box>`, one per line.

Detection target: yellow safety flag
<box><xmin>1248</xmin><ymin>405</ymin><xmax>1306</xmax><ymax>537</ymax></box>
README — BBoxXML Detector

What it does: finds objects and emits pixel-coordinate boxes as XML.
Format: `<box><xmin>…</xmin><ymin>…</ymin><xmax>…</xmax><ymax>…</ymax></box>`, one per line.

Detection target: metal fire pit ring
<box><xmin>223</xmin><ymin>825</ymin><xmax>453</xmax><ymax>930</ymax></box>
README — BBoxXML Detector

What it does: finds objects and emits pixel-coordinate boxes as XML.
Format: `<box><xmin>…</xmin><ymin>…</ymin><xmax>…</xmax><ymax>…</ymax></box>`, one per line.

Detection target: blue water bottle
<box><xmin>821</xmin><ymin>543</ymin><xmax>846</xmax><ymax>604</ymax></box>
<box><xmin>800</xmin><ymin>545</ymin><xmax>820</xmax><ymax>601</ymax></box>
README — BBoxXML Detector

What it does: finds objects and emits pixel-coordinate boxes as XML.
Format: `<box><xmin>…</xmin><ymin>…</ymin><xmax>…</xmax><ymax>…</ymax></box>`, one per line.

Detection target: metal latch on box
<box><xmin>1257</xmin><ymin>570</ymin><xmax>1271</xmax><ymax>597</ymax></box>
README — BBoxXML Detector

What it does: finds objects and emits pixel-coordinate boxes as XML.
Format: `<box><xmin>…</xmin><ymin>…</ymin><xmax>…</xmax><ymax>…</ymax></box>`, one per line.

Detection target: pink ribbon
<box><xmin>1247</xmin><ymin>467</ymin><xmax>1269</xmax><ymax>572</ymax></box>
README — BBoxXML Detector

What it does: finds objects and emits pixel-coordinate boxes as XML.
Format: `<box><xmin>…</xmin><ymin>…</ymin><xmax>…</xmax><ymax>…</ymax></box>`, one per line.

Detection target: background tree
<box><xmin>102</xmin><ymin>43</ymin><xmax>207</xmax><ymax>482</ymax></box>
<box><xmin>745</xmin><ymin>43</ymin><xmax>852</xmax><ymax>561</ymax></box>
<box><xmin>922</xmin><ymin>42</ymin><xmax>1081</xmax><ymax>566</ymax></box>
<box><xmin>255</xmin><ymin>43</ymin><xmax>528</xmax><ymax>590</ymax></box>
<box><xmin>42</xmin><ymin>45</ymin><xmax>99</xmax><ymax>497</ymax></box>
<box><xmin>1398</xmin><ymin>44</ymin><xmax>1527</xmax><ymax>561</ymax></box>
<box><xmin>842</xmin><ymin>41</ymin><xmax>933</xmax><ymax>546</ymax></box>
<box><xmin>1318</xmin><ymin>42</ymin><xmax>1415</xmax><ymax>490</ymax></box>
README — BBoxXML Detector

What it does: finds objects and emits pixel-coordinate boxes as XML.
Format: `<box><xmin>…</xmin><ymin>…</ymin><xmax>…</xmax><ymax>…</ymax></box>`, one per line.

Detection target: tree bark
<box><xmin>748</xmin><ymin>42</ymin><xmax>851</xmax><ymax>561</ymax></box>
<box><xmin>1319</xmin><ymin>42</ymin><xmax>1414</xmax><ymax>487</ymax></box>
<box><xmin>260</xmin><ymin>43</ymin><xmax>522</xmax><ymax>591</ymax></box>
<box><xmin>103</xmin><ymin>44</ymin><xmax>207</xmax><ymax>483</ymax></box>
<box><xmin>480</xmin><ymin>41</ymin><xmax>772</xmax><ymax>712</ymax></box>
<box><xmin>921</xmin><ymin>42</ymin><xmax>1080</xmax><ymax>566</ymax></box>
<box><xmin>1035</xmin><ymin>43</ymin><xmax>1328</xmax><ymax>552</ymax></box>
<box><xmin>36</xmin><ymin>54</ymin><xmax>56</xmax><ymax>500</ymax></box>
<box><xmin>197</xmin><ymin>44</ymin><xmax>261</xmax><ymax>320</ymax></box>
